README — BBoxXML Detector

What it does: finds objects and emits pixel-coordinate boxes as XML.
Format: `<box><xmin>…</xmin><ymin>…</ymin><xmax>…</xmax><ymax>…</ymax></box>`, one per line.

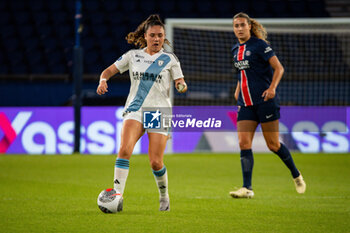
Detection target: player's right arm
<box><xmin>96</xmin><ymin>51</ymin><xmax>132</xmax><ymax>95</ymax></box>
<box><xmin>234</xmin><ymin>81</ymin><xmax>240</xmax><ymax>101</ymax></box>
<box><xmin>96</xmin><ymin>64</ymin><xmax>120</xmax><ymax>95</ymax></box>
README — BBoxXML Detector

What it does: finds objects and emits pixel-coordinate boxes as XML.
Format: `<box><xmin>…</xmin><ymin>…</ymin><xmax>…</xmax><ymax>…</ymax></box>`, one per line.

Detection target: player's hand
<box><xmin>262</xmin><ymin>87</ymin><xmax>275</xmax><ymax>101</ymax></box>
<box><xmin>175</xmin><ymin>78</ymin><xmax>187</xmax><ymax>93</ymax></box>
<box><xmin>97</xmin><ymin>80</ymin><xmax>108</xmax><ymax>95</ymax></box>
<box><xmin>176</xmin><ymin>82</ymin><xmax>187</xmax><ymax>93</ymax></box>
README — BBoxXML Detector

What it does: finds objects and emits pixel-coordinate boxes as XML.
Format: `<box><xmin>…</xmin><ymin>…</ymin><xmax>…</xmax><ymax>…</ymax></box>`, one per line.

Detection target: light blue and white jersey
<box><xmin>114</xmin><ymin>48</ymin><xmax>184</xmax><ymax>112</ymax></box>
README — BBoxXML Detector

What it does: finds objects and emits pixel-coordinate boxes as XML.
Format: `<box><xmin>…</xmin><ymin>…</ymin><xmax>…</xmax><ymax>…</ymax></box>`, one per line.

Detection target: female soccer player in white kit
<box><xmin>96</xmin><ymin>14</ymin><xmax>187</xmax><ymax>211</ymax></box>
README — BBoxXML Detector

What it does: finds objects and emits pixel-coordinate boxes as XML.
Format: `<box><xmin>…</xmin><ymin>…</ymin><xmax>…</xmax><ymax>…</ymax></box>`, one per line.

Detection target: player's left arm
<box><xmin>262</xmin><ymin>56</ymin><xmax>284</xmax><ymax>101</ymax></box>
<box><xmin>170</xmin><ymin>54</ymin><xmax>187</xmax><ymax>93</ymax></box>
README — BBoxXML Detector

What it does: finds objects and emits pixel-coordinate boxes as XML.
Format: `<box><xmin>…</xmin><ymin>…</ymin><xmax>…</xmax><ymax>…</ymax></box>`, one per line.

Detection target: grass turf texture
<box><xmin>0</xmin><ymin>153</ymin><xmax>349</xmax><ymax>233</ymax></box>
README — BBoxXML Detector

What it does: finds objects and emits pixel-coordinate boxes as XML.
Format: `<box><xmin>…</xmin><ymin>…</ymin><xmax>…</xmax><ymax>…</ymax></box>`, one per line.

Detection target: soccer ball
<box><xmin>97</xmin><ymin>188</ymin><xmax>123</xmax><ymax>213</ymax></box>
<box><xmin>176</xmin><ymin>83</ymin><xmax>187</xmax><ymax>93</ymax></box>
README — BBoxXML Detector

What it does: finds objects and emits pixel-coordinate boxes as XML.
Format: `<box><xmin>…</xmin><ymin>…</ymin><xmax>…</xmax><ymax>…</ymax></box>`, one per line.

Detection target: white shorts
<box><xmin>123</xmin><ymin>110</ymin><xmax>169</xmax><ymax>136</ymax></box>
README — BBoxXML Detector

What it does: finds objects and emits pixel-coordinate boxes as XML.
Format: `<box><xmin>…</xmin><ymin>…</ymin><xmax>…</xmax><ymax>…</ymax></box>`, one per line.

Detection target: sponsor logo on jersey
<box><xmin>132</xmin><ymin>72</ymin><xmax>163</xmax><ymax>83</ymax></box>
<box><xmin>144</xmin><ymin>60</ymin><xmax>154</xmax><ymax>64</ymax></box>
<box><xmin>136</xmin><ymin>59</ymin><xmax>141</xmax><ymax>62</ymax></box>
<box><xmin>234</xmin><ymin>60</ymin><xmax>250</xmax><ymax>70</ymax></box>
<box><xmin>117</xmin><ymin>56</ymin><xmax>123</xmax><ymax>61</ymax></box>
<box><xmin>135</xmin><ymin>54</ymin><xmax>144</xmax><ymax>58</ymax></box>
<box><xmin>264</xmin><ymin>46</ymin><xmax>272</xmax><ymax>53</ymax></box>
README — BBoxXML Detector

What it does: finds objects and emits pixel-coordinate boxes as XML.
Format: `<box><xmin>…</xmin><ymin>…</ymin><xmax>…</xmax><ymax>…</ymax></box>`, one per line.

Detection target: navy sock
<box><xmin>273</xmin><ymin>143</ymin><xmax>300</xmax><ymax>178</ymax></box>
<box><xmin>240</xmin><ymin>149</ymin><xmax>254</xmax><ymax>190</ymax></box>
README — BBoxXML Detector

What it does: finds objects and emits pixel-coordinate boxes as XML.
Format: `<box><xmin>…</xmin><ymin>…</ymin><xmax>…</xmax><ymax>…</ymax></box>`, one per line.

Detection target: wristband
<box><xmin>99</xmin><ymin>78</ymin><xmax>107</xmax><ymax>84</ymax></box>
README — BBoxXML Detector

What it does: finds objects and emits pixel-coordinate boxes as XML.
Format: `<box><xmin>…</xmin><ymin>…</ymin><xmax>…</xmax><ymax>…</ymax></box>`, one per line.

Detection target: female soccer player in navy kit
<box><xmin>96</xmin><ymin>14</ymin><xmax>187</xmax><ymax>210</ymax></box>
<box><xmin>229</xmin><ymin>12</ymin><xmax>306</xmax><ymax>198</ymax></box>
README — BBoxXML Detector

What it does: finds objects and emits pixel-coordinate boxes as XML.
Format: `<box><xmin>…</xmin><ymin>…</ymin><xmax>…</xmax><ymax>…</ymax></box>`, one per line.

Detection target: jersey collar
<box><xmin>239</xmin><ymin>36</ymin><xmax>254</xmax><ymax>45</ymax></box>
<box><xmin>232</xmin><ymin>36</ymin><xmax>256</xmax><ymax>52</ymax></box>
<box><xmin>143</xmin><ymin>47</ymin><xmax>164</xmax><ymax>56</ymax></box>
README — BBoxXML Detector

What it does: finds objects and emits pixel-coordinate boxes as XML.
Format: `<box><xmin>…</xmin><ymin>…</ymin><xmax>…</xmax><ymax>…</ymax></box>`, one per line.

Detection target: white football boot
<box><xmin>229</xmin><ymin>187</ymin><xmax>254</xmax><ymax>198</ymax></box>
<box><xmin>159</xmin><ymin>197</ymin><xmax>170</xmax><ymax>211</ymax></box>
<box><xmin>117</xmin><ymin>196</ymin><xmax>123</xmax><ymax>212</ymax></box>
<box><xmin>293</xmin><ymin>173</ymin><xmax>306</xmax><ymax>194</ymax></box>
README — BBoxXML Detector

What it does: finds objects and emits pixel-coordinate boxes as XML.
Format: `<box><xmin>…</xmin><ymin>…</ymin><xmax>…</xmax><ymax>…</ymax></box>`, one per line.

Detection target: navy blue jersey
<box><xmin>232</xmin><ymin>37</ymin><xmax>277</xmax><ymax>106</ymax></box>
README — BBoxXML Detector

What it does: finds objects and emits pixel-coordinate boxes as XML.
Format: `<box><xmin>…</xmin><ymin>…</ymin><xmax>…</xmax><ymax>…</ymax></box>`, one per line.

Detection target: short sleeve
<box><xmin>170</xmin><ymin>61</ymin><xmax>184</xmax><ymax>80</ymax></box>
<box><xmin>257</xmin><ymin>40</ymin><xmax>275</xmax><ymax>61</ymax></box>
<box><xmin>113</xmin><ymin>50</ymin><xmax>132</xmax><ymax>74</ymax></box>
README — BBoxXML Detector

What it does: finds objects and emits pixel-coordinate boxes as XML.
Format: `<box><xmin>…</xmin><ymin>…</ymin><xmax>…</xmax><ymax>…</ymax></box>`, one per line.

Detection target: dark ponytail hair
<box><xmin>126</xmin><ymin>14</ymin><xmax>170</xmax><ymax>48</ymax></box>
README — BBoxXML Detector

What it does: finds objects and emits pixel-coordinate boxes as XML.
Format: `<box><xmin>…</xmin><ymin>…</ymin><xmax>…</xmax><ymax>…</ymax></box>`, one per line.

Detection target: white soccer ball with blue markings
<box><xmin>97</xmin><ymin>188</ymin><xmax>123</xmax><ymax>213</ymax></box>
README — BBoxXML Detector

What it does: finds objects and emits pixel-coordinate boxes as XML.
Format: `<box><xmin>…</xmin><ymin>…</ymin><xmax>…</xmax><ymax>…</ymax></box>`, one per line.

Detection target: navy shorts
<box><xmin>237</xmin><ymin>100</ymin><xmax>280</xmax><ymax>123</ymax></box>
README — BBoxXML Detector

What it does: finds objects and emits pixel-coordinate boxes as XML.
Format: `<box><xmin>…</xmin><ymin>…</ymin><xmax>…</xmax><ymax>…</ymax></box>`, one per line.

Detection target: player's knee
<box><xmin>239</xmin><ymin>139</ymin><xmax>252</xmax><ymax>150</ymax></box>
<box><xmin>266</xmin><ymin>141</ymin><xmax>280</xmax><ymax>152</ymax></box>
<box><xmin>150</xmin><ymin>158</ymin><xmax>163</xmax><ymax>171</ymax></box>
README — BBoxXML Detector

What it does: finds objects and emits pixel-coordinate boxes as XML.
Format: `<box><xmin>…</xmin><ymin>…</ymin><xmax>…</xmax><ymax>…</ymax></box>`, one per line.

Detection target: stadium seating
<box><xmin>0</xmin><ymin>0</ymin><xmax>330</xmax><ymax>76</ymax></box>
<box><xmin>0</xmin><ymin>0</ymin><xmax>340</xmax><ymax>106</ymax></box>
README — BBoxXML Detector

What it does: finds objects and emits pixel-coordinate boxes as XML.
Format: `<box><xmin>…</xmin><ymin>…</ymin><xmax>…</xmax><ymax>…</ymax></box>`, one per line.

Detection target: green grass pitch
<box><xmin>0</xmin><ymin>153</ymin><xmax>349</xmax><ymax>233</ymax></box>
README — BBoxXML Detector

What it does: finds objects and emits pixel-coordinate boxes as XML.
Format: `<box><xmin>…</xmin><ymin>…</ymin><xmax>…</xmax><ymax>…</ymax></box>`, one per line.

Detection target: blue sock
<box><xmin>273</xmin><ymin>143</ymin><xmax>300</xmax><ymax>178</ymax></box>
<box><xmin>240</xmin><ymin>149</ymin><xmax>254</xmax><ymax>190</ymax></box>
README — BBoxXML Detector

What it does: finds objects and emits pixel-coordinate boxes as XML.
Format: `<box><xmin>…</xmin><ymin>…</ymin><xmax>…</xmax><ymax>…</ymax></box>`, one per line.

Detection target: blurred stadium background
<box><xmin>0</xmin><ymin>0</ymin><xmax>349</xmax><ymax>154</ymax></box>
<box><xmin>1</xmin><ymin>1</ymin><xmax>350</xmax><ymax>233</ymax></box>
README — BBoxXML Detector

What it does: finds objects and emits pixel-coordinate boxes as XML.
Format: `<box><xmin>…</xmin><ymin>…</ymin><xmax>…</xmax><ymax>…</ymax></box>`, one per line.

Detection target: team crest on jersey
<box><xmin>245</xmin><ymin>50</ymin><xmax>251</xmax><ymax>56</ymax></box>
<box><xmin>158</xmin><ymin>60</ymin><xmax>164</xmax><ymax>66</ymax></box>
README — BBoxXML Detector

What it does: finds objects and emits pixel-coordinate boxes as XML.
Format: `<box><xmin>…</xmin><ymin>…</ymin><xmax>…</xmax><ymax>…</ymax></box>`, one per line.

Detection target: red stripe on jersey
<box><xmin>240</xmin><ymin>70</ymin><xmax>253</xmax><ymax>106</ymax></box>
<box><xmin>237</xmin><ymin>45</ymin><xmax>246</xmax><ymax>61</ymax></box>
